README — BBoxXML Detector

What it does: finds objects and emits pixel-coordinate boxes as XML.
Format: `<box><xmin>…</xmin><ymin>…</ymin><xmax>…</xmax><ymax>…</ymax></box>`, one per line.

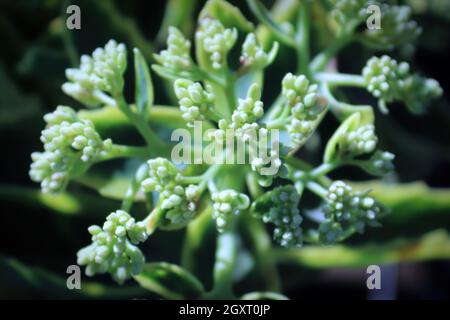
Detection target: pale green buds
<box><xmin>174</xmin><ymin>79</ymin><xmax>215</xmax><ymax>126</ymax></box>
<box><xmin>362</xmin><ymin>55</ymin><xmax>442</xmax><ymax>113</ymax></box>
<box><xmin>40</xmin><ymin>107</ymin><xmax>108</xmax><ymax>162</ymax></box>
<box><xmin>29</xmin><ymin>106</ymin><xmax>112</xmax><ymax>193</ymax></box>
<box><xmin>63</xmin><ymin>40</ymin><xmax>127</xmax><ymax>105</ymax></box>
<box><xmin>359</xmin><ymin>150</ymin><xmax>395</xmax><ymax>176</ymax></box>
<box><xmin>251</xmin><ymin>185</ymin><xmax>303</xmax><ymax>247</ymax></box>
<box><xmin>282</xmin><ymin>73</ymin><xmax>326</xmax><ymax>145</ymax></box>
<box><xmin>399</xmin><ymin>75</ymin><xmax>443</xmax><ymax>114</ymax></box>
<box><xmin>318</xmin><ymin>221</ymin><xmax>344</xmax><ymax>244</ymax></box>
<box><xmin>29</xmin><ymin>152</ymin><xmax>69</xmax><ymax>193</ymax></box>
<box><xmin>363</xmin><ymin>55</ymin><xmax>408</xmax><ymax>104</ymax></box>
<box><xmin>231</xmin><ymin>83</ymin><xmax>264</xmax><ymax>130</ymax></box>
<box><xmin>282</xmin><ymin>73</ymin><xmax>318</xmax><ymax>111</ymax></box>
<box><xmin>343</xmin><ymin>124</ymin><xmax>377</xmax><ymax>156</ymax></box>
<box><xmin>329</xmin><ymin>0</ymin><xmax>368</xmax><ymax>25</ymax></box>
<box><xmin>77</xmin><ymin>210</ymin><xmax>148</xmax><ymax>284</ymax></box>
<box><xmin>196</xmin><ymin>18</ymin><xmax>238</xmax><ymax>69</ymax></box>
<box><xmin>141</xmin><ymin>158</ymin><xmax>198</xmax><ymax>225</ymax></box>
<box><xmin>322</xmin><ymin>181</ymin><xmax>383</xmax><ymax>240</ymax></box>
<box><xmin>324</xmin><ymin>113</ymin><xmax>395</xmax><ymax>176</ymax></box>
<box><xmin>212</xmin><ymin>189</ymin><xmax>250</xmax><ymax>232</ymax></box>
<box><xmin>141</xmin><ymin>158</ymin><xmax>180</xmax><ymax>193</ymax></box>
<box><xmin>155</xmin><ymin>26</ymin><xmax>192</xmax><ymax>70</ymax></box>
<box><xmin>240</xmin><ymin>33</ymin><xmax>278</xmax><ymax>69</ymax></box>
<box><xmin>364</xmin><ymin>5</ymin><xmax>421</xmax><ymax>49</ymax></box>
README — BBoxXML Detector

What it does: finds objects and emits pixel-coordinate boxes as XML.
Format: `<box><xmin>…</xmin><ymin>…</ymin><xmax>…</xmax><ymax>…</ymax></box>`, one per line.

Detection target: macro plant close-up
<box><xmin>1</xmin><ymin>0</ymin><xmax>450</xmax><ymax>301</ymax></box>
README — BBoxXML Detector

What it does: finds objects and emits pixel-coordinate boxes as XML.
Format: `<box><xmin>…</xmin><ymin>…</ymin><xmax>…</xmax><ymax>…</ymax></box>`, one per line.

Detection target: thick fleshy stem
<box><xmin>204</xmin><ymin>227</ymin><xmax>238</xmax><ymax>299</ymax></box>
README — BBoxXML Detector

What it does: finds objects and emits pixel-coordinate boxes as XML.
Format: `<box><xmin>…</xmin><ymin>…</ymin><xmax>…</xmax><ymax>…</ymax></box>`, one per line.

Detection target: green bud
<box><xmin>196</xmin><ymin>18</ymin><xmax>238</xmax><ymax>69</ymax></box>
<box><xmin>363</xmin><ymin>5</ymin><xmax>421</xmax><ymax>49</ymax></box>
<box><xmin>141</xmin><ymin>158</ymin><xmax>198</xmax><ymax>226</ymax></box>
<box><xmin>343</xmin><ymin>124</ymin><xmax>378</xmax><ymax>156</ymax></box>
<box><xmin>155</xmin><ymin>26</ymin><xmax>192</xmax><ymax>70</ymax></box>
<box><xmin>281</xmin><ymin>73</ymin><xmax>326</xmax><ymax>145</ymax></box>
<box><xmin>318</xmin><ymin>220</ymin><xmax>344</xmax><ymax>245</ymax></box>
<box><xmin>230</xmin><ymin>83</ymin><xmax>264</xmax><ymax>130</ymax></box>
<box><xmin>240</xmin><ymin>33</ymin><xmax>278</xmax><ymax>69</ymax></box>
<box><xmin>251</xmin><ymin>185</ymin><xmax>303</xmax><ymax>247</ymax></box>
<box><xmin>29</xmin><ymin>106</ymin><xmax>111</xmax><ymax>193</ymax></box>
<box><xmin>329</xmin><ymin>0</ymin><xmax>368</xmax><ymax>25</ymax></box>
<box><xmin>359</xmin><ymin>150</ymin><xmax>395</xmax><ymax>176</ymax></box>
<box><xmin>77</xmin><ymin>210</ymin><xmax>148</xmax><ymax>284</ymax></box>
<box><xmin>212</xmin><ymin>189</ymin><xmax>250</xmax><ymax>232</ymax></box>
<box><xmin>323</xmin><ymin>181</ymin><xmax>383</xmax><ymax>236</ymax></box>
<box><xmin>174</xmin><ymin>79</ymin><xmax>215</xmax><ymax>126</ymax></box>
<box><xmin>63</xmin><ymin>40</ymin><xmax>127</xmax><ymax>105</ymax></box>
<box><xmin>362</xmin><ymin>55</ymin><xmax>442</xmax><ymax>113</ymax></box>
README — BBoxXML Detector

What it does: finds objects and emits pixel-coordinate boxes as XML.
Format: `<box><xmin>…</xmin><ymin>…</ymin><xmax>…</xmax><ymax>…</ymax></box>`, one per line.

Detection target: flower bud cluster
<box><xmin>77</xmin><ymin>210</ymin><xmax>148</xmax><ymax>284</ymax></box>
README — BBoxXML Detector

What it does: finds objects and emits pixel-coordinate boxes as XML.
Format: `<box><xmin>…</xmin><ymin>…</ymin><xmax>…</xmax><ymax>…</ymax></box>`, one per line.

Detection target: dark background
<box><xmin>0</xmin><ymin>0</ymin><xmax>449</xmax><ymax>299</ymax></box>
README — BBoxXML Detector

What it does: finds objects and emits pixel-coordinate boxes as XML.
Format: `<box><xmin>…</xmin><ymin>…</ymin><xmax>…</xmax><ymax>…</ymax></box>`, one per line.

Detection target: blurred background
<box><xmin>0</xmin><ymin>0</ymin><xmax>449</xmax><ymax>299</ymax></box>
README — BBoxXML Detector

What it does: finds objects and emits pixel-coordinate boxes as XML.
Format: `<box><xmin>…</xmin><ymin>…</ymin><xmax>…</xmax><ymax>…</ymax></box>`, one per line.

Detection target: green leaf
<box><xmin>134</xmin><ymin>262</ymin><xmax>205</xmax><ymax>299</ymax></box>
<box><xmin>323</xmin><ymin>112</ymin><xmax>361</xmax><ymax>163</ymax></box>
<box><xmin>0</xmin><ymin>185</ymin><xmax>117</xmax><ymax>217</ymax></box>
<box><xmin>246</xmin><ymin>0</ymin><xmax>296</xmax><ymax>47</ymax></box>
<box><xmin>200</xmin><ymin>0</ymin><xmax>254</xmax><ymax>32</ymax></box>
<box><xmin>133</xmin><ymin>48</ymin><xmax>154</xmax><ymax>116</ymax></box>
<box><xmin>0</xmin><ymin>256</ymin><xmax>147</xmax><ymax>299</ymax></box>
<box><xmin>156</xmin><ymin>0</ymin><xmax>199</xmax><ymax>43</ymax></box>
<box><xmin>275</xmin><ymin>229</ymin><xmax>450</xmax><ymax>268</ymax></box>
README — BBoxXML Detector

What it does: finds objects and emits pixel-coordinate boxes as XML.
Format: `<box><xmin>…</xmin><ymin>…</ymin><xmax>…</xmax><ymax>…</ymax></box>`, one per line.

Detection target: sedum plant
<box><xmin>29</xmin><ymin>0</ymin><xmax>442</xmax><ymax>299</ymax></box>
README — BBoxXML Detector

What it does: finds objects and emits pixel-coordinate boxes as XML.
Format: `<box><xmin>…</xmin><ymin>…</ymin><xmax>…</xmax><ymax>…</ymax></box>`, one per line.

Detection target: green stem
<box><xmin>242</xmin><ymin>213</ymin><xmax>281</xmax><ymax>292</ymax></box>
<box><xmin>143</xmin><ymin>205</ymin><xmax>165</xmax><ymax>234</ymax></box>
<box><xmin>205</xmin><ymin>228</ymin><xmax>238</xmax><ymax>299</ymax></box>
<box><xmin>316</xmin><ymin>72</ymin><xmax>366</xmax><ymax>87</ymax></box>
<box><xmin>306</xmin><ymin>180</ymin><xmax>328</xmax><ymax>198</ymax></box>
<box><xmin>79</xmin><ymin>105</ymin><xmax>212</xmax><ymax>130</ymax></box>
<box><xmin>309</xmin><ymin>161</ymin><xmax>340</xmax><ymax>177</ymax></box>
<box><xmin>115</xmin><ymin>94</ymin><xmax>165</xmax><ymax>149</ymax></box>
<box><xmin>246</xmin><ymin>171</ymin><xmax>263</xmax><ymax>199</ymax></box>
<box><xmin>246</xmin><ymin>0</ymin><xmax>297</xmax><ymax>48</ymax></box>
<box><xmin>224</xmin><ymin>71</ymin><xmax>237</xmax><ymax>117</ymax></box>
<box><xmin>96</xmin><ymin>144</ymin><xmax>152</xmax><ymax>162</ymax></box>
<box><xmin>296</xmin><ymin>0</ymin><xmax>311</xmax><ymax>76</ymax></box>
<box><xmin>198</xmin><ymin>164</ymin><xmax>222</xmax><ymax>194</ymax></box>
<box><xmin>321</xmin><ymin>82</ymin><xmax>374</xmax><ymax>123</ymax></box>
